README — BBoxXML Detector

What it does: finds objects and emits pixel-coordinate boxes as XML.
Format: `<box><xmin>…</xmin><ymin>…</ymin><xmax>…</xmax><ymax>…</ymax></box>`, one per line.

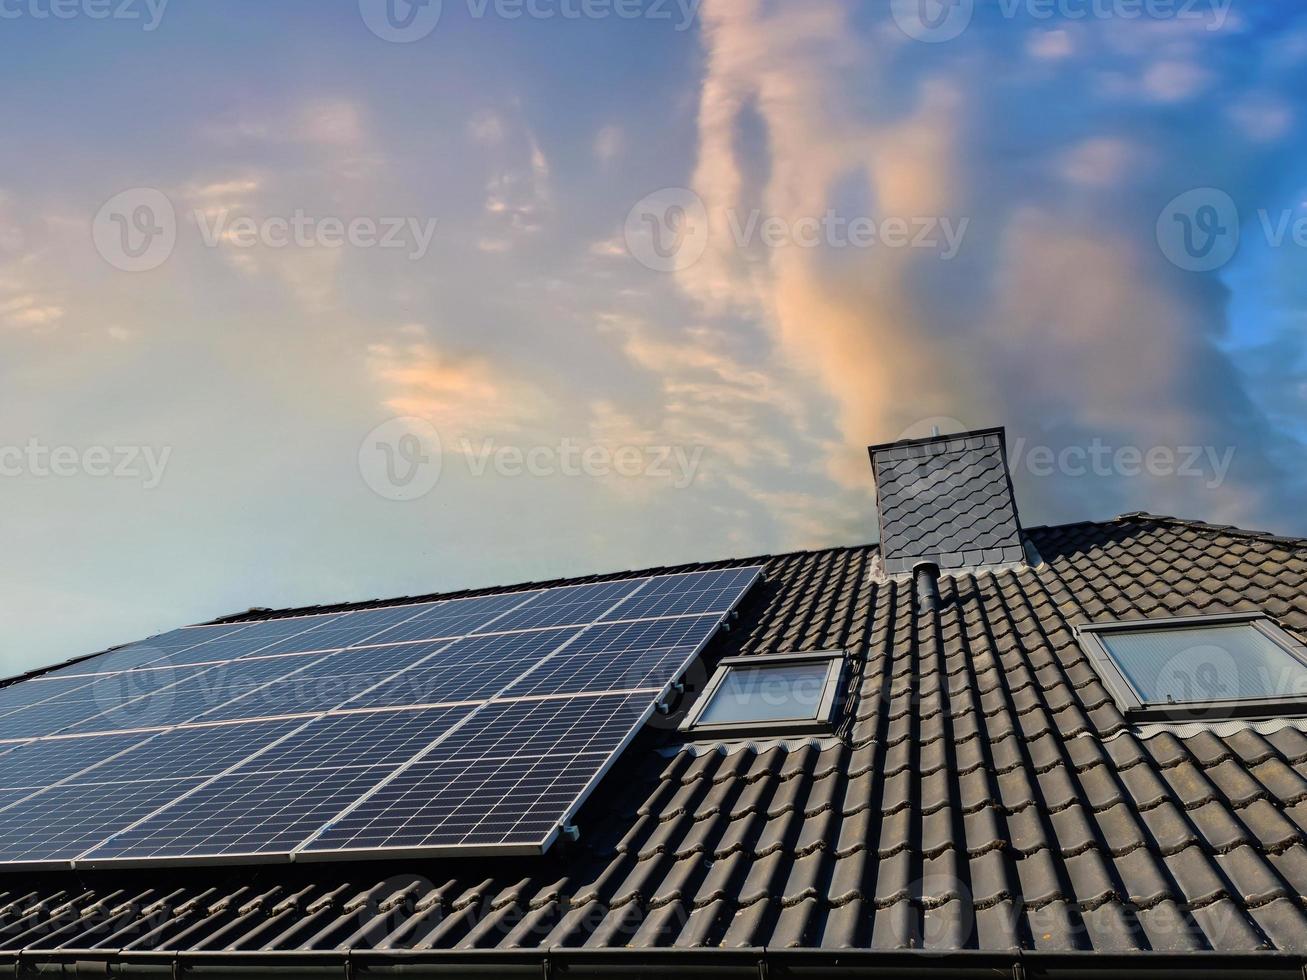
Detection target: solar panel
<box><xmin>0</xmin><ymin>779</ymin><xmax>201</xmax><ymax>865</ymax></box>
<box><xmin>476</xmin><ymin>581</ymin><xmax>644</xmax><ymax>633</ymax></box>
<box><xmin>65</xmin><ymin>657</ymin><xmax>322</xmax><ymax>735</ymax></box>
<box><xmin>0</xmin><ymin>565</ymin><xmax>763</xmax><ymax>869</ymax></box>
<box><xmin>89</xmin><ymin>767</ymin><xmax>394</xmax><ymax>861</ymax></box>
<box><xmin>500</xmin><ymin>616</ymin><xmax>723</xmax><ymax>697</ymax></box>
<box><xmin>199</xmin><ymin>640</ymin><xmax>456</xmax><ymax>721</ymax></box>
<box><xmin>80</xmin><ymin>720</ymin><xmax>308</xmax><ymax>781</ymax></box>
<box><xmin>0</xmin><ymin>733</ymin><xmax>152</xmax><ymax>789</ymax></box>
<box><xmin>341</xmin><ymin>629</ymin><xmax>582</xmax><ymax>710</ymax></box>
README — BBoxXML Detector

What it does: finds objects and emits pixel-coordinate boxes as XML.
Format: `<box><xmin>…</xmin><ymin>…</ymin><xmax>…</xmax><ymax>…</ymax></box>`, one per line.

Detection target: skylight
<box><xmin>1077</xmin><ymin>613</ymin><xmax>1307</xmax><ymax>719</ymax></box>
<box><xmin>681</xmin><ymin>651</ymin><xmax>844</xmax><ymax>736</ymax></box>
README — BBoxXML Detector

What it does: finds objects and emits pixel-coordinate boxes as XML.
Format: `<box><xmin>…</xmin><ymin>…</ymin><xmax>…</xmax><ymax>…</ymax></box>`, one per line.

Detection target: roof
<box><xmin>869</xmin><ymin>428</ymin><xmax>1027</xmax><ymax>576</ymax></box>
<box><xmin>3</xmin><ymin>513</ymin><xmax>1307</xmax><ymax>976</ymax></box>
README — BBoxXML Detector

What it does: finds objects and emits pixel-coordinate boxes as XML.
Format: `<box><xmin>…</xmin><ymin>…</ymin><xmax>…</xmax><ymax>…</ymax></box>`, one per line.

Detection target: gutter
<box><xmin>3</xmin><ymin>947</ymin><xmax>1305</xmax><ymax>980</ymax></box>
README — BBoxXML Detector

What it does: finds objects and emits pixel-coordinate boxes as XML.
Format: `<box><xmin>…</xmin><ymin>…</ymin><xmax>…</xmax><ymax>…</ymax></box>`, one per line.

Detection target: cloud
<box><xmin>1058</xmin><ymin>137</ymin><xmax>1144</xmax><ymax>188</ymax></box>
<box><xmin>1142</xmin><ymin>59</ymin><xmax>1213</xmax><ymax>102</ymax></box>
<box><xmin>469</xmin><ymin>111</ymin><xmax>508</xmax><ymax>146</ymax></box>
<box><xmin>200</xmin><ymin>100</ymin><xmax>368</xmax><ymax>150</ymax></box>
<box><xmin>0</xmin><ymin>197</ymin><xmax>65</xmax><ymax>333</ymax></box>
<box><xmin>299</xmin><ymin>101</ymin><xmax>365</xmax><ymax>145</ymax></box>
<box><xmin>1028</xmin><ymin>29</ymin><xmax>1073</xmax><ymax>60</ymax></box>
<box><xmin>1228</xmin><ymin>96</ymin><xmax>1294</xmax><ymax>142</ymax></box>
<box><xmin>669</xmin><ymin>0</ymin><xmax>1307</xmax><ymax>531</ymax></box>
<box><xmin>474</xmin><ymin>109</ymin><xmax>553</xmax><ymax>248</ymax></box>
<box><xmin>367</xmin><ymin>329</ymin><xmax>550</xmax><ymax>439</ymax></box>
<box><xmin>594</xmin><ymin>125</ymin><xmax>623</xmax><ymax>165</ymax></box>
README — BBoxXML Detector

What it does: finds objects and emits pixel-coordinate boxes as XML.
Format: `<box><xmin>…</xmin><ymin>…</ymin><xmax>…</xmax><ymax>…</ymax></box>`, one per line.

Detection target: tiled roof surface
<box><xmin>2</xmin><ymin>514</ymin><xmax>1307</xmax><ymax>963</ymax></box>
<box><xmin>870</xmin><ymin>430</ymin><xmax>1026</xmax><ymax>575</ymax></box>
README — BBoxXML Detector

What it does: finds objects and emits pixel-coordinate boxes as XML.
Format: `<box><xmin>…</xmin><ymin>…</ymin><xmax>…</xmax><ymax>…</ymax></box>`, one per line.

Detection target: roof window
<box><xmin>681</xmin><ymin>651</ymin><xmax>844</xmax><ymax>736</ymax></box>
<box><xmin>1077</xmin><ymin>613</ymin><xmax>1307</xmax><ymax>720</ymax></box>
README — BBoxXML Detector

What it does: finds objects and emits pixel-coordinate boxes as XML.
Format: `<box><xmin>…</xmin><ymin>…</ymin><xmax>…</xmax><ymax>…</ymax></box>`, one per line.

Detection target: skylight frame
<box><xmin>679</xmin><ymin>650</ymin><xmax>846</xmax><ymax>738</ymax></box>
<box><xmin>1075</xmin><ymin>612</ymin><xmax>1307</xmax><ymax>722</ymax></box>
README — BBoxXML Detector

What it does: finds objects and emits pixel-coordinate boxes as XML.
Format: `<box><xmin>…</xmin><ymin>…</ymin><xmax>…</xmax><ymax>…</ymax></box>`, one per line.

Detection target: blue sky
<box><xmin>2</xmin><ymin>0</ymin><xmax>1306</xmax><ymax>673</ymax></box>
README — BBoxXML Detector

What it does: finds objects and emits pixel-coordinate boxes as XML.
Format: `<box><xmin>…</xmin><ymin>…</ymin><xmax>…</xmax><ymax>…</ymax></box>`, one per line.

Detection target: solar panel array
<box><xmin>0</xmin><ymin>566</ymin><xmax>761</xmax><ymax>868</ymax></box>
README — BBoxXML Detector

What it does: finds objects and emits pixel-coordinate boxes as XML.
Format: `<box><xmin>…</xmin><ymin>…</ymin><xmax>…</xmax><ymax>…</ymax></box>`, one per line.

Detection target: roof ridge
<box><xmin>208</xmin><ymin>542</ymin><xmax>881</xmax><ymax>624</ymax></box>
<box><xmin>1113</xmin><ymin>512</ymin><xmax>1307</xmax><ymax>550</ymax></box>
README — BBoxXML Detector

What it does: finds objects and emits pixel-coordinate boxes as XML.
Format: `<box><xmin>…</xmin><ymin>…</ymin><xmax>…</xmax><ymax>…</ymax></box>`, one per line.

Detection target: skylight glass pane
<box><xmin>697</xmin><ymin>662</ymin><xmax>830</xmax><ymax>725</ymax></box>
<box><xmin>1101</xmin><ymin>624</ymin><xmax>1307</xmax><ymax>705</ymax></box>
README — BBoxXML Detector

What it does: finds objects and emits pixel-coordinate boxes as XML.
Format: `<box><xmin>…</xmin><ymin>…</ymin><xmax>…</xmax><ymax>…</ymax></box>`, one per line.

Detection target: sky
<box><xmin>2</xmin><ymin>0</ymin><xmax>1306</xmax><ymax>673</ymax></box>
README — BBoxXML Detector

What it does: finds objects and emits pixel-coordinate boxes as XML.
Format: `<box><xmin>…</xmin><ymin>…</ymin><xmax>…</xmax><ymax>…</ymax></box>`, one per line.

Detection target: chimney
<box><xmin>868</xmin><ymin>425</ymin><xmax>1026</xmax><ymax>577</ymax></box>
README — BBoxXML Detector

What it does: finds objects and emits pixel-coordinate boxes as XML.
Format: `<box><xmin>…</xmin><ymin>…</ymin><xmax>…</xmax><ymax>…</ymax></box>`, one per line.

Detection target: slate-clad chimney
<box><xmin>868</xmin><ymin>426</ymin><xmax>1026</xmax><ymax>576</ymax></box>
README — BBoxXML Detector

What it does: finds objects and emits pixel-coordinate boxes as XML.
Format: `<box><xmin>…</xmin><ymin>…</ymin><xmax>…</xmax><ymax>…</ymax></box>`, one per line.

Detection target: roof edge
<box><xmin>6</xmin><ymin>946</ymin><xmax>1304</xmax><ymax>980</ymax></box>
